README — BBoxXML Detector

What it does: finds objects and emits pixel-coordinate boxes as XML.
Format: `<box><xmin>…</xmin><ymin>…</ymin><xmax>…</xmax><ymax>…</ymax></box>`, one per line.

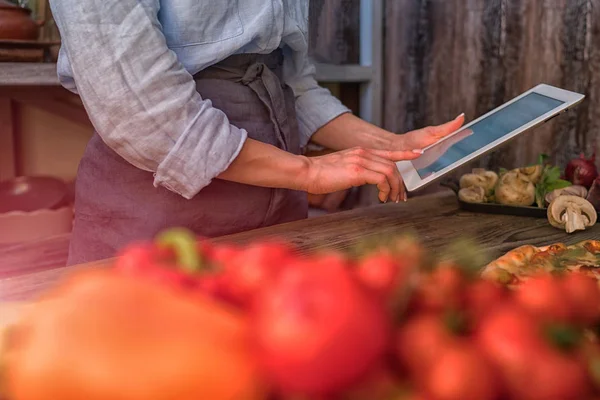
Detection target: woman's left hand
<box><xmin>395</xmin><ymin>113</ymin><xmax>466</xmax><ymax>151</ymax></box>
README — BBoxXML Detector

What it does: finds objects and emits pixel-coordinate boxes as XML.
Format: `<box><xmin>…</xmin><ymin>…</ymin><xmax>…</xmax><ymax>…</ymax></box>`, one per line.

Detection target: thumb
<box><xmin>370</xmin><ymin>149</ymin><xmax>423</xmax><ymax>161</ymax></box>
<box><xmin>429</xmin><ymin>113</ymin><xmax>466</xmax><ymax>139</ymax></box>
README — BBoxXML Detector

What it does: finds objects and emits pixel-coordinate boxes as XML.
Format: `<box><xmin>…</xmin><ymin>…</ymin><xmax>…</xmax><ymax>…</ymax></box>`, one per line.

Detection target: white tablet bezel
<box><xmin>397</xmin><ymin>84</ymin><xmax>585</xmax><ymax>192</ymax></box>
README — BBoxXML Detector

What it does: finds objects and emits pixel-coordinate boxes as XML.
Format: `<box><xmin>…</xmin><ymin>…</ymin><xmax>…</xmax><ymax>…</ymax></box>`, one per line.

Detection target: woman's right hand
<box><xmin>301</xmin><ymin>147</ymin><xmax>422</xmax><ymax>203</ymax></box>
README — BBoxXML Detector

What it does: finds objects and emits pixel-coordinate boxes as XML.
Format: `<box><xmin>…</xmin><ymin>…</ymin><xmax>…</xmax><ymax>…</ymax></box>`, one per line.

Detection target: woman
<box><xmin>50</xmin><ymin>0</ymin><xmax>465</xmax><ymax>265</ymax></box>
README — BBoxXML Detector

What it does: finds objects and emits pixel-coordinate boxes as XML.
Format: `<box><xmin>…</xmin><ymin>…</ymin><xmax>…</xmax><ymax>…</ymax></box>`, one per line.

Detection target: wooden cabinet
<box><xmin>0</xmin><ymin>64</ymin><xmax>93</xmax><ymax>181</ymax></box>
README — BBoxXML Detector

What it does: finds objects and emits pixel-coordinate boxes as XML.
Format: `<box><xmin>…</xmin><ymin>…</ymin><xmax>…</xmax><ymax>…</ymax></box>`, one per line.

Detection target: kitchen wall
<box><xmin>384</xmin><ymin>0</ymin><xmax>599</xmax><ymax>175</ymax></box>
<box><xmin>18</xmin><ymin>105</ymin><xmax>92</xmax><ymax>182</ymax></box>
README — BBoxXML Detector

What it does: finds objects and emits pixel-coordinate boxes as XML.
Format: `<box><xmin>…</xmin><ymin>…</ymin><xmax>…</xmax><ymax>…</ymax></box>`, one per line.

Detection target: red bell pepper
<box><xmin>113</xmin><ymin>228</ymin><xmax>207</xmax><ymax>291</ymax></box>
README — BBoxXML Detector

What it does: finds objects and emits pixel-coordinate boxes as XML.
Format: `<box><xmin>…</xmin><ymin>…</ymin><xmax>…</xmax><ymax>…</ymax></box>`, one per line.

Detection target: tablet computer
<box><xmin>397</xmin><ymin>84</ymin><xmax>585</xmax><ymax>192</ymax></box>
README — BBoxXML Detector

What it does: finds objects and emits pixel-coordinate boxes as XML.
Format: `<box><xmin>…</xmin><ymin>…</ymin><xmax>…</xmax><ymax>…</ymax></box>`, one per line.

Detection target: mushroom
<box><xmin>459</xmin><ymin>169</ymin><xmax>499</xmax><ymax>196</ymax></box>
<box><xmin>458</xmin><ymin>186</ymin><xmax>487</xmax><ymax>204</ymax></box>
<box><xmin>494</xmin><ymin>169</ymin><xmax>535</xmax><ymax>206</ymax></box>
<box><xmin>544</xmin><ymin>185</ymin><xmax>588</xmax><ymax>205</ymax></box>
<box><xmin>547</xmin><ymin>195</ymin><xmax>597</xmax><ymax>233</ymax></box>
<box><xmin>518</xmin><ymin>165</ymin><xmax>543</xmax><ymax>184</ymax></box>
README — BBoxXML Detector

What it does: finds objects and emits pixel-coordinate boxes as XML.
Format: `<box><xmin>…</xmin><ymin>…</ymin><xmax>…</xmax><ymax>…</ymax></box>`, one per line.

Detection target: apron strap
<box><xmin>241</xmin><ymin>63</ymin><xmax>289</xmax><ymax>150</ymax></box>
<box><xmin>193</xmin><ymin>50</ymin><xmax>290</xmax><ymax>151</ymax></box>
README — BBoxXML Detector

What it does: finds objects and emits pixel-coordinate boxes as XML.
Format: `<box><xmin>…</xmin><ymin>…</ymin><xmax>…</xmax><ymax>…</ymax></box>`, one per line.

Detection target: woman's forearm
<box><xmin>217</xmin><ymin>137</ymin><xmax>420</xmax><ymax>202</ymax></box>
<box><xmin>310</xmin><ymin>113</ymin><xmax>400</xmax><ymax>151</ymax></box>
<box><xmin>217</xmin><ymin>138</ymin><xmax>310</xmax><ymax>191</ymax></box>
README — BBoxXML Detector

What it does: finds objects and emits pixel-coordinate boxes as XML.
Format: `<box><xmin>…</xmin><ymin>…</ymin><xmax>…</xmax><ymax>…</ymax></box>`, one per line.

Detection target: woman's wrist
<box><xmin>218</xmin><ymin>138</ymin><xmax>313</xmax><ymax>192</ymax></box>
<box><xmin>288</xmin><ymin>154</ymin><xmax>312</xmax><ymax>192</ymax></box>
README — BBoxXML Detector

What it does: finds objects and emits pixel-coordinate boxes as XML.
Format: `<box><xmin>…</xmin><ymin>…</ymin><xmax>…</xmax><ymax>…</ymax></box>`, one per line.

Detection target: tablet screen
<box><xmin>412</xmin><ymin>93</ymin><xmax>564</xmax><ymax>179</ymax></box>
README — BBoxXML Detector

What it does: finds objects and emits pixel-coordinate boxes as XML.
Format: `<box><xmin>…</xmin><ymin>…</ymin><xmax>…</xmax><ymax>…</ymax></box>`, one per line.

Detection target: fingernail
<box><xmin>412</xmin><ymin>149</ymin><xmax>424</xmax><ymax>154</ymax></box>
<box><xmin>455</xmin><ymin>113</ymin><xmax>465</xmax><ymax>120</ymax></box>
<box><xmin>395</xmin><ymin>195</ymin><xmax>400</xmax><ymax>203</ymax></box>
<box><xmin>403</xmin><ymin>193</ymin><xmax>408</xmax><ymax>202</ymax></box>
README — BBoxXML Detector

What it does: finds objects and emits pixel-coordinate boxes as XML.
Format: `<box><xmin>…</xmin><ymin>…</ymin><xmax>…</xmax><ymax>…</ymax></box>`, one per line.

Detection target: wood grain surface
<box><xmin>2</xmin><ymin>190</ymin><xmax>599</xmax><ymax>303</ymax></box>
<box><xmin>309</xmin><ymin>0</ymin><xmax>360</xmax><ymax>65</ymax></box>
<box><xmin>384</xmin><ymin>0</ymin><xmax>599</xmax><ymax>176</ymax></box>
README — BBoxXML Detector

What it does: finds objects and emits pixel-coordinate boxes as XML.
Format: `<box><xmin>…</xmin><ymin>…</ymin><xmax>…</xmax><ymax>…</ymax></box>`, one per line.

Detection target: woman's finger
<box><xmin>426</xmin><ymin>113</ymin><xmax>466</xmax><ymax>140</ymax></box>
<box><xmin>353</xmin><ymin>151</ymin><xmax>405</xmax><ymax>202</ymax></box>
<box><xmin>367</xmin><ymin>148</ymin><xmax>424</xmax><ymax>162</ymax></box>
<box><xmin>354</xmin><ymin>168</ymin><xmax>391</xmax><ymax>203</ymax></box>
<box><xmin>360</xmin><ymin>159</ymin><xmax>400</xmax><ymax>203</ymax></box>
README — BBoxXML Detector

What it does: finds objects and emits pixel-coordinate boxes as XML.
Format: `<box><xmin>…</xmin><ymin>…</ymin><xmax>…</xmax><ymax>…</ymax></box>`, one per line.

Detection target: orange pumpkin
<box><xmin>4</xmin><ymin>269</ymin><xmax>268</xmax><ymax>400</ymax></box>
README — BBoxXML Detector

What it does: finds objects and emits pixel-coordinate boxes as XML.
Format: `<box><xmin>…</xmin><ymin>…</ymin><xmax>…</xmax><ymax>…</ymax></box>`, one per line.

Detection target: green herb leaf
<box><xmin>545</xmin><ymin>166</ymin><xmax>562</xmax><ymax>183</ymax></box>
<box><xmin>535</xmin><ymin>185</ymin><xmax>546</xmax><ymax>208</ymax></box>
<box><xmin>533</xmin><ymin>157</ymin><xmax>570</xmax><ymax>208</ymax></box>
<box><xmin>538</xmin><ymin>153</ymin><xmax>550</xmax><ymax>165</ymax></box>
<box><xmin>546</xmin><ymin>179</ymin><xmax>572</xmax><ymax>192</ymax></box>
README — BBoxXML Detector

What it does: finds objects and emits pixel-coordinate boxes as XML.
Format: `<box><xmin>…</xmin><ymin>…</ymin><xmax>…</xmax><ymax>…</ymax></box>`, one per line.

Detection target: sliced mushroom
<box><xmin>518</xmin><ymin>165</ymin><xmax>543</xmax><ymax>184</ymax></box>
<box><xmin>458</xmin><ymin>186</ymin><xmax>487</xmax><ymax>203</ymax></box>
<box><xmin>547</xmin><ymin>195</ymin><xmax>598</xmax><ymax>234</ymax></box>
<box><xmin>459</xmin><ymin>169</ymin><xmax>499</xmax><ymax>195</ymax></box>
<box><xmin>545</xmin><ymin>185</ymin><xmax>588</xmax><ymax>205</ymax></box>
<box><xmin>495</xmin><ymin>170</ymin><xmax>535</xmax><ymax>206</ymax></box>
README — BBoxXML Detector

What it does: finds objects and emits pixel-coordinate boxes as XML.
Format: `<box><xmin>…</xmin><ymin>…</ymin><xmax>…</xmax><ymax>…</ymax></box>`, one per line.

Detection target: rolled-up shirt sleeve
<box><xmin>50</xmin><ymin>0</ymin><xmax>247</xmax><ymax>199</ymax></box>
<box><xmin>283</xmin><ymin>50</ymin><xmax>351</xmax><ymax>150</ymax></box>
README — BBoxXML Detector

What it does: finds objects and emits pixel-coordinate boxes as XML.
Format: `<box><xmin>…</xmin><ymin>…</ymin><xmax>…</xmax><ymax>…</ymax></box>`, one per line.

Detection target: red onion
<box><xmin>587</xmin><ymin>176</ymin><xmax>600</xmax><ymax>211</ymax></box>
<box><xmin>565</xmin><ymin>152</ymin><xmax>598</xmax><ymax>189</ymax></box>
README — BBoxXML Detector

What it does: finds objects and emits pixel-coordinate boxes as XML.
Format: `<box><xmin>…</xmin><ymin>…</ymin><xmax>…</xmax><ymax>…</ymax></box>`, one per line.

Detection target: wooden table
<box><xmin>2</xmin><ymin>190</ymin><xmax>599</xmax><ymax>302</ymax></box>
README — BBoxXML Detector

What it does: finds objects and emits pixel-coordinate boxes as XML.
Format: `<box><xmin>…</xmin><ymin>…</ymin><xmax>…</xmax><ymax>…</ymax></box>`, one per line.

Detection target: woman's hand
<box><xmin>310</xmin><ymin>113</ymin><xmax>466</xmax><ymax>154</ymax></box>
<box><xmin>394</xmin><ymin>113</ymin><xmax>466</xmax><ymax>151</ymax></box>
<box><xmin>301</xmin><ymin>147</ymin><xmax>422</xmax><ymax>203</ymax></box>
<box><xmin>410</xmin><ymin>127</ymin><xmax>474</xmax><ymax>170</ymax></box>
<box><xmin>218</xmin><ymin>140</ymin><xmax>418</xmax><ymax>203</ymax></box>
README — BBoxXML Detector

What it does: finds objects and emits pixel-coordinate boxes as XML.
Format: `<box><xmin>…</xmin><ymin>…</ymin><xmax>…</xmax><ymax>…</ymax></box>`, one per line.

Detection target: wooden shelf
<box><xmin>0</xmin><ymin>63</ymin><xmax>59</xmax><ymax>86</ymax></box>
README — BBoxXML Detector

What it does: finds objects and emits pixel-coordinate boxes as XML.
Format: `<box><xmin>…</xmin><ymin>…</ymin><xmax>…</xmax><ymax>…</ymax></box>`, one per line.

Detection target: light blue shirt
<box><xmin>49</xmin><ymin>0</ymin><xmax>350</xmax><ymax>199</ymax></box>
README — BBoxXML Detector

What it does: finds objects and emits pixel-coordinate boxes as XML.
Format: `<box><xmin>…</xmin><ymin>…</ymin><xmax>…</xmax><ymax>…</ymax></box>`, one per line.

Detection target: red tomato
<box><xmin>514</xmin><ymin>274</ymin><xmax>571</xmax><ymax>323</ymax></box>
<box><xmin>355</xmin><ymin>251</ymin><xmax>403</xmax><ymax>299</ymax></box>
<box><xmin>412</xmin><ymin>265</ymin><xmax>465</xmax><ymax>313</ymax></box>
<box><xmin>390</xmin><ymin>236</ymin><xmax>424</xmax><ymax>265</ymax></box>
<box><xmin>476</xmin><ymin>303</ymin><xmax>542</xmax><ymax>379</ymax></box>
<box><xmin>561</xmin><ymin>272</ymin><xmax>600</xmax><ymax>326</ymax></box>
<box><xmin>465</xmin><ymin>279</ymin><xmax>507</xmax><ymax>328</ymax></box>
<box><xmin>222</xmin><ymin>241</ymin><xmax>295</xmax><ymax>305</ymax></box>
<box><xmin>251</xmin><ymin>256</ymin><xmax>390</xmax><ymax>396</ymax></box>
<box><xmin>344</xmin><ymin>364</ymin><xmax>404</xmax><ymax>400</ymax></box>
<box><xmin>400</xmin><ymin>394</ymin><xmax>433</xmax><ymax>400</ymax></box>
<box><xmin>425</xmin><ymin>341</ymin><xmax>499</xmax><ymax>400</ymax></box>
<box><xmin>509</xmin><ymin>346</ymin><xmax>590</xmax><ymax>400</ymax></box>
<box><xmin>395</xmin><ymin>314</ymin><xmax>457</xmax><ymax>381</ymax></box>
<box><xmin>577</xmin><ymin>339</ymin><xmax>600</xmax><ymax>392</ymax></box>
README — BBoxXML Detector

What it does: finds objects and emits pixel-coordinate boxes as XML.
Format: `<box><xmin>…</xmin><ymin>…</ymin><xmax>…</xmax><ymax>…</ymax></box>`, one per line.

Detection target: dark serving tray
<box><xmin>440</xmin><ymin>179</ymin><xmax>548</xmax><ymax>218</ymax></box>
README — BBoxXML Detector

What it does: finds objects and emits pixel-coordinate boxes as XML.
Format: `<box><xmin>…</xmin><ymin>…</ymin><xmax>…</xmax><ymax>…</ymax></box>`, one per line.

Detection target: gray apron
<box><xmin>67</xmin><ymin>49</ymin><xmax>308</xmax><ymax>266</ymax></box>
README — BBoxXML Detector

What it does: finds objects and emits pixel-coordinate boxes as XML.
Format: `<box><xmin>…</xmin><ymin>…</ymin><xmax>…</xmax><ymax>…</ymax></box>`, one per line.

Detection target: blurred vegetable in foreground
<box><xmin>3</xmin><ymin>228</ymin><xmax>600</xmax><ymax>400</ymax></box>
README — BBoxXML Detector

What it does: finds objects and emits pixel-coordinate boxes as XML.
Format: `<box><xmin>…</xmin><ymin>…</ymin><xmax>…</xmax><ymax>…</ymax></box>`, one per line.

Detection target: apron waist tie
<box><xmin>193</xmin><ymin>49</ymin><xmax>290</xmax><ymax>151</ymax></box>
